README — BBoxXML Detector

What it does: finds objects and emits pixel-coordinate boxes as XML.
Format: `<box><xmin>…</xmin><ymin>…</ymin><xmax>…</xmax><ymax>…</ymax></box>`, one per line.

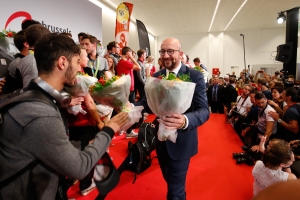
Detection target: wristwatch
<box><xmin>278</xmin><ymin>119</ymin><xmax>283</xmax><ymax>123</ymax></box>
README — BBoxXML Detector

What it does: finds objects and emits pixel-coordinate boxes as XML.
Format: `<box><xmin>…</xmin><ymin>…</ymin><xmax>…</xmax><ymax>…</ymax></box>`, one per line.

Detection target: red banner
<box><xmin>115</xmin><ymin>2</ymin><xmax>133</xmax><ymax>53</ymax></box>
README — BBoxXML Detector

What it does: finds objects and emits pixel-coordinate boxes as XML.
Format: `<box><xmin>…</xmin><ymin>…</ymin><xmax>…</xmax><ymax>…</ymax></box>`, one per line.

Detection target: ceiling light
<box><xmin>223</xmin><ymin>0</ymin><xmax>248</xmax><ymax>31</ymax></box>
<box><xmin>208</xmin><ymin>0</ymin><xmax>221</xmax><ymax>32</ymax></box>
<box><xmin>277</xmin><ymin>12</ymin><xmax>286</xmax><ymax>24</ymax></box>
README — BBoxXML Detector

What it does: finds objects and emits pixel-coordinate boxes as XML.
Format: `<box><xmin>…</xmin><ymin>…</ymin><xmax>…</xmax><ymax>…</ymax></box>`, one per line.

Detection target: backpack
<box><xmin>0</xmin><ymin>90</ymin><xmax>72</xmax><ymax>200</ymax></box>
<box><xmin>118</xmin><ymin>121</ymin><xmax>157</xmax><ymax>183</ymax></box>
<box><xmin>137</xmin><ymin>122</ymin><xmax>156</xmax><ymax>153</ymax></box>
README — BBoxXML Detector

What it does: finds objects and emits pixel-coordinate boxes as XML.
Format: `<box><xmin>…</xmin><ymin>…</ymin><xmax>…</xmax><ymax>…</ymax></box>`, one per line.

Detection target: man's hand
<box><xmin>289</xmin><ymin>140</ymin><xmax>300</xmax><ymax>147</ymax></box>
<box><xmin>161</xmin><ymin>114</ymin><xmax>185</xmax><ymax>130</ymax></box>
<box><xmin>268</xmin><ymin>111</ymin><xmax>279</xmax><ymax>121</ymax></box>
<box><xmin>105</xmin><ymin>112</ymin><xmax>129</xmax><ymax>133</ymax></box>
<box><xmin>251</xmin><ymin>145</ymin><xmax>260</xmax><ymax>152</ymax></box>
<box><xmin>267</xmin><ymin>100</ymin><xmax>277</xmax><ymax>107</ymax></box>
<box><xmin>69</xmin><ymin>96</ymin><xmax>84</xmax><ymax>106</ymax></box>
<box><xmin>0</xmin><ymin>78</ymin><xmax>6</xmax><ymax>93</ymax></box>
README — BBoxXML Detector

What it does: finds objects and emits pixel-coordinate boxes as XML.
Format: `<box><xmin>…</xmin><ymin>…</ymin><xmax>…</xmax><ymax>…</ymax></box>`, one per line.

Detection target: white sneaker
<box><xmin>119</xmin><ymin>130</ymin><xmax>125</xmax><ymax>136</ymax></box>
<box><xmin>80</xmin><ymin>179</ymin><xmax>96</xmax><ymax>196</ymax></box>
<box><xmin>126</xmin><ymin>130</ymin><xmax>138</xmax><ymax>138</ymax></box>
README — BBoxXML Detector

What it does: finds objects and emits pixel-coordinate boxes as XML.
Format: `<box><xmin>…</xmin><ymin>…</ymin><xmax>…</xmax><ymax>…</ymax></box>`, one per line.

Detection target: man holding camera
<box><xmin>251</xmin><ymin>93</ymin><xmax>277</xmax><ymax>152</ymax></box>
<box><xmin>231</xmin><ymin>84</ymin><xmax>252</xmax><ymax>134</ymax></box>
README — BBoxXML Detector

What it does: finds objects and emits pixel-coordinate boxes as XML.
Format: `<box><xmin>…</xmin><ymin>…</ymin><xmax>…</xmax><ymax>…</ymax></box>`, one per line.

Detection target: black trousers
<box><xmin>210</xmin><ymin>101</ymin><xmax>224</xmax><ymax>114</ymax></box>
<box><xmin>135</xmin><ymin>84</ymin><xmax>145</xmax><ymax>102</ymax></box>
<box><xmin>69</xmin><ymin>126</ymin><xmax>99</xmax><ymax>191</ymax></box>
<box><xmin>156</xmin><ymin>141</ymin><xmax>190</xmax><ymax>200</ymax></box>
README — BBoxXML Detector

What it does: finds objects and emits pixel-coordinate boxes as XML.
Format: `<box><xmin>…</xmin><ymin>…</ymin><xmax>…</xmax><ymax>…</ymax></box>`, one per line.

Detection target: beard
<box><xmin>64</xmin><ymin>63</ymin><xmax>76</xmax><ymax>87</ymax></box>
<box><xmin>163</xmin><ymin>58</ymin><xmax>177</xmax><ymax>70</ymax></box>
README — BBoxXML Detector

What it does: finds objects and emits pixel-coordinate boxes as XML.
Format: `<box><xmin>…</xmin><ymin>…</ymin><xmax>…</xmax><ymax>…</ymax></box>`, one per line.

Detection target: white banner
<box><xmin>0</xmin><ymin>0</ymin><xmax>102</xmax><ymax>43</ymax></box>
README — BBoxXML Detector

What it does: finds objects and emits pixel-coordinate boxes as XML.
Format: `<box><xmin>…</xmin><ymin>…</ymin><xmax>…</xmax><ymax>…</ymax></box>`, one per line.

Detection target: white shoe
<box><xmin>126</xmin><ymin>130</ymin><xmax>138</xmax><ymax>138</ymax></box>
<box><xmin>119</xmin><ymin>130</ymin><xmax>125</xmax><ymax>136</ymax></box>
<box><xmin>80</xmin><ymin>179</ymin><xmax>96</xmax><ymax>196</ymax></box>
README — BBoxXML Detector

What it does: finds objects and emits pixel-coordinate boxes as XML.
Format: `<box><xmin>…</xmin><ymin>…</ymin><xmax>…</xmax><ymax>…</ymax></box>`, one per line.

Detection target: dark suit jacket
<box><xmin>207</xmin><ymin>84</ymin><xmax>225</xmax><ymax>105</ymax></box>
<box><xmin>224</xmin><ymin>84</ymin><xmax>238</xmax><ymax>108</ymax></box>
<box><xmin>135</xmin><ymin>64</ymin><xmax>210</xmax><ymax>160</ymax></box>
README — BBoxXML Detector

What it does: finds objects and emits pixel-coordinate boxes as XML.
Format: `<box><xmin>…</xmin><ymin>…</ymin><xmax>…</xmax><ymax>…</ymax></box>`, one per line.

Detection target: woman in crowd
<box><xmin>106</xmin><ymin>55</ymin><xmax>115</xmax><ymax>79</ymax></box>
<box><xmin>236</xmin><ymin>78</ymin><xmax>244</xmax><ymax>95</ymax></box>
<box><xmin>252</xmin><ymin>142</ymin><xmax>296</xmax><ymax>196</ymax></box>
<box><xmin>267</xmin><ymin>85</ymin><xmax>286</xmax><ymax>117</ymax></box>
<box><xmin>145</xmin><ymin>55</ymin><xmax>156</xmax><ymax>77</ymax></box>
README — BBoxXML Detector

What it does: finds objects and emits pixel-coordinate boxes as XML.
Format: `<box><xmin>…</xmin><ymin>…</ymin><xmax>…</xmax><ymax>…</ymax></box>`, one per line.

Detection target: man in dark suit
<box><xmin>135</xmin><ymin>38</ymin><xmax>209</xmax><ymax>200</ymax></box>
<box><xmin>207</xmin><ymin>75</ymin><xmax>225</xmax><ymax>113</ymax></box>
<box><xmin>224</xmin><ymin>77</ymin><xmax>238</xmax><ymax>123</ymax></box>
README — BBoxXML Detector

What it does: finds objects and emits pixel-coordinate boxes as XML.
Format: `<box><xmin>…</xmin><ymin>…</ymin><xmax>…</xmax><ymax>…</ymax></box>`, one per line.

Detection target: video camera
<box><xmin>227</xmin><ymin>107</ymin><xmax>241</xmax><ymax>119</ymax></box>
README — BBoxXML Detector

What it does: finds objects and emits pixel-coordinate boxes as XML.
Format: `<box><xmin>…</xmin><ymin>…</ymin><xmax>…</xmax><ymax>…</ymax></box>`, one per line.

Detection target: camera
<box><xmin>232</xmin><ymin>146</ymin><xmax>255</xmax><ymax>166</ymax></box>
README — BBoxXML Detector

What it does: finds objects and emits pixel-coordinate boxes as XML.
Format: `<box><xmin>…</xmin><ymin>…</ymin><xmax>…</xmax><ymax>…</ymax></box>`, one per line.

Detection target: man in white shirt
<box><xmin>235</xmin><ymin>84</ymin><xmax>253</xmax><ymax>116</ymax></box>
<box><xmin>251</xmin><ymin>92</ymin><xmax>277</xmax><ymax>152</ymax></box>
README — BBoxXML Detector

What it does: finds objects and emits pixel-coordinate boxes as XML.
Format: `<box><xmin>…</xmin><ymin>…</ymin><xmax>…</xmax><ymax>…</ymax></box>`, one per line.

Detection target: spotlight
<box><xmin>277</xmin><ymin>12</ymin><xmax>286</xmax><ymax>24</ymax></box>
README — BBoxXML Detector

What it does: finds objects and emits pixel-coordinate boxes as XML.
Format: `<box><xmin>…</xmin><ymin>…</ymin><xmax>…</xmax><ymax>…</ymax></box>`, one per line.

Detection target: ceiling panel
<box><xmin>99</xmin><ymin>0</ymin><xmax>300</xmax><ymax>36</ymax></box>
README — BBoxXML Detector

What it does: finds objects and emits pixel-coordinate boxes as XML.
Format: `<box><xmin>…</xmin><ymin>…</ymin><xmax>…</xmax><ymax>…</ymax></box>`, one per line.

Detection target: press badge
<box><xmin>0</xmin><ymin>59</ymin><xmax>7</xmax><ymax>65</ymax></box>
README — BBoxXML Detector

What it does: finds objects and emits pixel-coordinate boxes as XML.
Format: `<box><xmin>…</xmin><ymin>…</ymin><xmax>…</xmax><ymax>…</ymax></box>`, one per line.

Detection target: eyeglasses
<box><xmin>159</xmin><ymin>49</ymin><xmax>180</xmax><ymax>56</ymax></box>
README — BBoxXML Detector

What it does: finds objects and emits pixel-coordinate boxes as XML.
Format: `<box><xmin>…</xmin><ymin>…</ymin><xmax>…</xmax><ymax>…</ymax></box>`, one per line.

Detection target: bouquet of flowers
<box><xmin>194</xmin><ymin>66</ymin><xmax>209</xmax><ymax>83</ymax></box>
<box><xmin>0</xmin><ymin>29</ymin><xmax>18</xmax><ymax>55</ymax></box>
<box><xmin>89</xmin><ymin>75</ymin><xmax>130</xmax><ymax>112</ymax></box>
<box><xmin>65</xmin><ymin>72</ymin><xmax>97</xmax><ymax>115</ymax></box>
<box><xmin>121</xmin><ymin>106</ymin><xmax>144</xmax><ymax>131</ymax></box>
<box><xmin>145</xmin><ymin>73</ymin><xmax>196</xmax><ymax>143</ymax></box>
<box><xmin>89</xmin><ymin>74</ymin><xmax>143</xmax><ymax>131</ymax></box>
<box><xmin>65</xmin><ymin>72</ymin><xmax>98</xmax><ymax>96</ymax></box>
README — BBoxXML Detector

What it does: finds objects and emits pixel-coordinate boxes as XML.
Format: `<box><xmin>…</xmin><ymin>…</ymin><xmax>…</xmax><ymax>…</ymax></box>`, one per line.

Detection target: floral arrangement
<box><xmin>194</xmin><ymin>66</ymin><xmax>205</xmax><ymax>73</ymax></box>
<box><xmin>89</xmin><ymin>75</ymin><xmax>131</xmax><ymax>112</ymax></box>
<box><xmin>89</xmin><ymin>74</ymin><xmax>143</xmax><ymax>131</ymax></box>
<box><xmin>65</xmin><ymin>72</ymin><xmax>98</xmax><ymax>97</ymax></box>
<box><xmin>157</xmin><ymin>73</ymin><xmax>192</xmax><ymax>82</ymax></box>
<box><xmin>0</xmin><ymin>29</ymin><xmax>16</xmax><ymax>38</ymax></box>
<box><xmin>145</xmin><ymin>73</ymin><xmax>196</xmax><ymax>143</ymax></box>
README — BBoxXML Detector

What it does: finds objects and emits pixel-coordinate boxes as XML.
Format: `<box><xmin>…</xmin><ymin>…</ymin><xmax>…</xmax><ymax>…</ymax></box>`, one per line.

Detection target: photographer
<box><xmin>241</xmin><ymin>91</ymin><xmax>259</xmax><ymax>141</ymax></box>
<box><xmin>268</xmin><ymin>87</ymin><xmax>300</xmax><ymax>142</ymax></box>
<box><xmin>251</xmin><ymin>93</ymin><xmax>277</xmax><ymax>152</ymax></box>
<box><xmin>231</xmin><ymin>84</ymin><xmax>252</xmax><ymax>135</ymax></box>
<box><xmin>271</xmin><ymin>71</ymin><xmax>281</xmax><ymax>80</ymax></box>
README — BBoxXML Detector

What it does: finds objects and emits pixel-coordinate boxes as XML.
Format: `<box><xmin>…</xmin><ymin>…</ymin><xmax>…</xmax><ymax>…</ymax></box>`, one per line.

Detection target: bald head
<box><xmin>160</xmin><ymin>38</ymin><xmax>182</xmax><ymax>71</ymax></box>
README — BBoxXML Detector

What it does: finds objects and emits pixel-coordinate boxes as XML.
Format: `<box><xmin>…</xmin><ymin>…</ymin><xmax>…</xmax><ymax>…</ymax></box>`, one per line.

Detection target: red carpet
<box><xmin>68</xmin><ymin>114</ymin><xmax>254</xmax><ymax>200</ymax></box>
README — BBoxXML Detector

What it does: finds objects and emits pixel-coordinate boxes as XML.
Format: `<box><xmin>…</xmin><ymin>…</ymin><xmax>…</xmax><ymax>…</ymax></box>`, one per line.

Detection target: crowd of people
<box><xmin>205</xmin><ymin>67</ymin><xmax>300</xmax><ymax>195</ymax></box>
<box><xmin>0</xmin><ymin>18</ymin><xmax>299</xmax><ymax>199</ymax></box>
<box><xmin>0</xmin><ymin>19</ymin><xmax>211</xmax><ymax>200</ymax></box>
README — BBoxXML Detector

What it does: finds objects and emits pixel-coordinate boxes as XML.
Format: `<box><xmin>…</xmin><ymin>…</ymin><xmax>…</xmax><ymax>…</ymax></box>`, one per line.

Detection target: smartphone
<box><xmin>258</xmin><ymin>70</ymin><xmax>263</xmax><ymax>73</ymax></box>
<box><xmin>0</xmin><ymin>77</ymin><xmax>5</xmax><ymax>81</ymax></box>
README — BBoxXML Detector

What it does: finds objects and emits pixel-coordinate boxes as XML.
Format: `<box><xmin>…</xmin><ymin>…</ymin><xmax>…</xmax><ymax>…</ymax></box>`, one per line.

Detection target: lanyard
<box><xmin>88</xmin><ymin>57</ymin><xmax>100</xmax><ymax>78</ymax></box>
<box><xmin>237</xmin><ymin>95</ymin><xmax>249</xmax><ymax>112</ymax></box>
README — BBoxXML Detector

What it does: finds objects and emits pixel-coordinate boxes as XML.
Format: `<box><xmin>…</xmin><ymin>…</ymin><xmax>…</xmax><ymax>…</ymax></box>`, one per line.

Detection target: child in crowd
<box><xmin>253</xmin><ymin>137</ymin><xmax>296</xmax><ymax>196</ymax></box>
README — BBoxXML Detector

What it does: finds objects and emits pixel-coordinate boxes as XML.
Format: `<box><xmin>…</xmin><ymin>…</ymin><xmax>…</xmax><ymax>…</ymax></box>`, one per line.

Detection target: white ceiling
<box><xmin>99</xmin><ymin>0</ymin><xmax>300</xmax><ymax>36</ymax></box>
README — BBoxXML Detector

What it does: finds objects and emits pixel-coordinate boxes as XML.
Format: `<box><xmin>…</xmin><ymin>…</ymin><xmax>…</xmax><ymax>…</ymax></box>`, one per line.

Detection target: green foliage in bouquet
<box><xmin>89</xmin><ymin>75</ymin><xmax>120</xmax><ymax>92</ymax></box>
<box><xmin>158</xmin><ymin>73</ymin><xmax>191</xmax><ymax>82</ymax></box>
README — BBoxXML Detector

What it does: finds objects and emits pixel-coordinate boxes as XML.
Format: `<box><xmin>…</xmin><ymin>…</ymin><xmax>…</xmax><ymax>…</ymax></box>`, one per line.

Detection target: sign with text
<box><xmin>0</xmin><ymin>0</ymin><xmax>102</xmax><ymax>42</ymax></box>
